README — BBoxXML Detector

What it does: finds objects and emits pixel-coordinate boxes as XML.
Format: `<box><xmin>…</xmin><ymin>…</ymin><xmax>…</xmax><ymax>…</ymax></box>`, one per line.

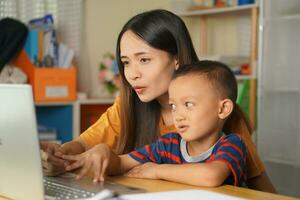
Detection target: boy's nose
<box><xmin>175</xmin><ymin>113</ymin><xmax>185</xmax><ymax>122</ymax></box>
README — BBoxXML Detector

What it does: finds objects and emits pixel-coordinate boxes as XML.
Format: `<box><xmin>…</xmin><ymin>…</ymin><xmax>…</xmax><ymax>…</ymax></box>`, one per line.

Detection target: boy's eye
<box><xmin>185</xmin><ymin>102</ymin><xmax>194</xmax><ymax>108</ymax></box>
<box><xmin>169</xmin><ymin>104</ymin><xmax>176</xmax><ymax>111</ymax></box>
<box><xmin>140</xmin><ymin>58</ymin><xmax>150</xmax><ymax>63</ymax></box>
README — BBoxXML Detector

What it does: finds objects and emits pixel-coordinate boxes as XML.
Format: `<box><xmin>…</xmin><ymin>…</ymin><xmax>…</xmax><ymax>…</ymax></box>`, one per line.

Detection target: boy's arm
<box><xmin>106</xmin><ymin>154</ymin><xmax>141</xmax><ymax>175</ymax></box>
<box><xmin>107</xmin><ymin>134</ymin><xmax>165</xmax><ymax>176</ymax></box>
<box><xmin>111</xmin><ymin>134</ymin><xmax>177</xmax><ymax>176</ymax></box>
<box><xmin>127</xmin><ymin>134</ymin><xmax>246</xmax><ymax>186</ymax></box>
<box><xmin>127</xmin><ymin>161</ymin><xmax>230</xmax><ymax>187</ymax></box>
<box><xmin>157</xmin><ymin>161</ymin><xmax>230</xmax><ymax>187</ymax></box>
<box><xmin>106</xmin><ymin>137</ymin><xmax>165</xmax><ymax>175</ymax></box>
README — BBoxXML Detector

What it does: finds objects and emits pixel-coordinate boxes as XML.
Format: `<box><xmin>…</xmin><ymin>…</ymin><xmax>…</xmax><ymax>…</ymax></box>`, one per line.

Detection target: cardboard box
<box><xmin>14</xmin><ymin>50</ymin><xmax>77</xmax><ymax>103</ymax></box>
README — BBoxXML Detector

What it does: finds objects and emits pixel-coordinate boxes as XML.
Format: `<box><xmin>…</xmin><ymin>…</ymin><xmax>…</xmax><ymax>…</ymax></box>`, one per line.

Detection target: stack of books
<box><xmin>24</xmin><ymin>14</ymin><xmax>74</xmax><ymax>69</ymax></box>
<box><xmin>38</xmin><ymin>124</ymin><xmax>60</xmax><ymax>144</ymax></box>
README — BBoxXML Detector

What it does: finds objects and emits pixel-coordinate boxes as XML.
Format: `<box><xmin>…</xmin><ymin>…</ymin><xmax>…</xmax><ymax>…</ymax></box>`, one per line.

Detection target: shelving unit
<box><xmin>35</xmin><ymin>103</ymin><xmax>74</xmax><ymax>143</ymax></box>
<box><xmin>176</xmin><ymin>3</ymin><xmax>259</xmax><ymax>126</ymax></box>
<box><xmin>35</xmin><ymin>98</ymin><xmax>114</xmax><ymax>143</ymax></box>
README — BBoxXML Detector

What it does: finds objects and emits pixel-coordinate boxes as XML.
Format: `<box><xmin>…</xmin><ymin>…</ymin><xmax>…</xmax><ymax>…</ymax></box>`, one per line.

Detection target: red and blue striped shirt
<box><xmin>128</xmin><ymin>132</ymin><xmax>246</xmax><ymax>186</ymax></box>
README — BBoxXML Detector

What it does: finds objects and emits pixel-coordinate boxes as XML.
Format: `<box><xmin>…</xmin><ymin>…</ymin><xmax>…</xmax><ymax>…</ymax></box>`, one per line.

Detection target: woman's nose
<box><xmin>128</xmin><ymin>64</ymin><xmax>141</xmax><ymax>80</ymax></box>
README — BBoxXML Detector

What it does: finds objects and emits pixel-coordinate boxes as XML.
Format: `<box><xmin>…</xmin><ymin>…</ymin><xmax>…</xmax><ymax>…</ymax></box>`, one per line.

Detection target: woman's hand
<box><xmin>54</xmin><ymin>140</ymin><xmax>86</xmax><ymax>158</ymax></box>
<box><xmin>62</xmin><ymin>144</ymin><xmax>112</xmax><ymax>183</ymax></box>
<box><xmin>40</xmin><ymin>140</ymin><xmax>86</xmax><ymax>176</ymax></box>
<box><xmin>40</xmin><ymin>142</ymin><xmax>66</xmax><ymax>176</ymax></box>
<box><xmin>125</xmin><ymin>162</ymin><xmax>160</xmax><ymax>180</ymax></box>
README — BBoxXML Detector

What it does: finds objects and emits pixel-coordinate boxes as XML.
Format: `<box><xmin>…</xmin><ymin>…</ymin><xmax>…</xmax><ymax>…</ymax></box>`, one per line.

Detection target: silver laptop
<box><xmin>0</xmin><ymin>84</ymin><xmax>143</xmax><ymax>200</ymax></box>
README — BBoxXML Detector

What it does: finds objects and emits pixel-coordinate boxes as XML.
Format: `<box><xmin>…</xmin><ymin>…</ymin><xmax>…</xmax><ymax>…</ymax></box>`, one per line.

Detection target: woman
<box><xmin>41</xmin><ymin>9</ymin><xmax>275</xmax><ymax>192</ymax></box>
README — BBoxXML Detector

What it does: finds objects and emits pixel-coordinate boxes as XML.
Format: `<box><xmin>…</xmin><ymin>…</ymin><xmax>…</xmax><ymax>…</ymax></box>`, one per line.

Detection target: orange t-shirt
<box><xmin>80</xmin><ymin>97</ymin><xmax>265</xmax><ymax>179</ymax></box>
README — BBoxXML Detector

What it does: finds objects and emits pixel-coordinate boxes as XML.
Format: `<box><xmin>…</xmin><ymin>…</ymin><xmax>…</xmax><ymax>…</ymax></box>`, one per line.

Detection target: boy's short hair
<box><xmin>173</xmin><ymin>60</ymin><xmax>238</xmax><ymax>102</ymax></box>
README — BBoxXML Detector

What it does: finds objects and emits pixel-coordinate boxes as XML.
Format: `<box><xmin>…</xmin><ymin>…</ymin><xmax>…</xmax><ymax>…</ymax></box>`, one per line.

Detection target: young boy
<box><xmin>62</xmin><ymin>60</ymin><xmax>247</xmax><ymax>187</ymax></box>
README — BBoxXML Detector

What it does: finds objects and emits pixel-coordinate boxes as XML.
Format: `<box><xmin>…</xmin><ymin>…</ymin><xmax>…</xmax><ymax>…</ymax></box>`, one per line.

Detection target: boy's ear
<box><xmin>218</xmin><ymin>99</ymin><xmax>234</xmax><ymax>119</ymax></box>
<box><xmin>174</xmin><ymin>57</ymin><xmax>179</xmax><ymax>70</ymax></box>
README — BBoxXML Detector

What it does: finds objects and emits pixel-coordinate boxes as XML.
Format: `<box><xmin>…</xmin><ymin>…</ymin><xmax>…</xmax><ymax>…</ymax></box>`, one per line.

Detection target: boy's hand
<box><xmin>125</xmin><ymin>162</ymin><xmax>160</xmax><ymax>180</ymax></box>
<box><xmin>62</xmin><ymin>144</ymin><xmax>111</xmax><ymax>183</ymax></box>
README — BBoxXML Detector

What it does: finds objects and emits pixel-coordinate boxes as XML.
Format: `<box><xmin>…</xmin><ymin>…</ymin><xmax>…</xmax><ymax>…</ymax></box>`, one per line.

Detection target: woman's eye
<box><xmin>170</xmin><ymin>104</ymin><xmax>176</xmax><ymax>111</ymax></box>
<box><xmin>122</xmin><ymin>60</ymin><xmax>129</xmax><ymax>66</ymax></box>
<box><xmin>185</xmin><ymin>102</ymin><xmax>194</xmax><ymax>108</ymax></box>
<box><xmin>140</xmin><ymin>58</ymin><xmax>150</xmax><ymax>63</ymax></box>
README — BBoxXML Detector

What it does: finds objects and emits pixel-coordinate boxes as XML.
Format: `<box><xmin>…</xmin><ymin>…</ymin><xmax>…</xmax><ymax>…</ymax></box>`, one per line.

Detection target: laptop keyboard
<box><xmin>44</xmin><ymin>179</ymin><xmax>96</xmax><ymax>200</ymax></box>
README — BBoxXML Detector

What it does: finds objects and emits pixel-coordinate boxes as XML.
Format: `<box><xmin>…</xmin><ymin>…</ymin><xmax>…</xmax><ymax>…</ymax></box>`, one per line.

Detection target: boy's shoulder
<box><xmin>160</xmin><ymin>132</ymin><xmax>181</xmax><ymax>138</ymax></box>
<box><xmin>216</xmin><ymin>133</ymin><xmax>246</xmax><ymax>148</ymax></box>
<box><xmin>160</xmin><ymin>132</ymin><xmax>181</xmax><ymax>140</ymax></box>
<box><xmin>223</xmin><ymin>133</ymin><xmax>243</xmax><ymax>141</ymax></box>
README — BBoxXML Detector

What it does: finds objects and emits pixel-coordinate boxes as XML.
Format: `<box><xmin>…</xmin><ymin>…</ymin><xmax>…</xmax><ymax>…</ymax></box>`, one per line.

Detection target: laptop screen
<box><xmin>0</xmin><ymin>84</ymin><xmax>44</xmax><ymax>200</ymax></box>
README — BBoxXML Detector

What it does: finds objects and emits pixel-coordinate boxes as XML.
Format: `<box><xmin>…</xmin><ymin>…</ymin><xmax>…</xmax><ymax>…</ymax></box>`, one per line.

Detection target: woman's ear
<box><xmin>218</xmin><ymin>99</ymin><xmax>234</xmax><ymax>119</ymax></box>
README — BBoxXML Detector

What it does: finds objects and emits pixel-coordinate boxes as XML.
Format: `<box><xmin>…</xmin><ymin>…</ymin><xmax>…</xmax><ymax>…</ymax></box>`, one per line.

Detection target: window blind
<box><xmin>0</xmin><ymin>0</ymin><xmax>82</xmax><ymax>60</ymax></box>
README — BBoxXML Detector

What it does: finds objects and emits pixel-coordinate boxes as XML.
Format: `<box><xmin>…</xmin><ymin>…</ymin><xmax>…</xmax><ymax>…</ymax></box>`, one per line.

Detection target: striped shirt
<box><xmin>128</xmin><ymin>132</ymin><xmax>246</xmax><ymax>186</ymax></box>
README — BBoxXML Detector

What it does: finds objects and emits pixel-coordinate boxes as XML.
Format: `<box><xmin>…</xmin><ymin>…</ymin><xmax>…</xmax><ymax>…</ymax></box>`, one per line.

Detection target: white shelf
<box><xmin>265</xmin><ymin>14</ymin><xmax>300</xmax><ymax>23</ymax></box>
<box><xmin>35</xmin><ymin>101</ymin><xmax>75</xmax><ymax>106</ymax></box>
<box><xmin>177</xmin><ymin>4</ymin><xmax>258</xmax><ymax>17</ymax></box>
<box><xmin>35</xmin><ymin>98</ymin><xmax>115</xmax><ymax>106</ymax></box>
<box><xmin>236</xmin><ymin>74</ymin><xmax>256</xmax><ymax>80</ymax></box>
<box><xmin>78</xmin><ymin>97</ymin><xmax>115</xmax><ymax>105</ymax></box>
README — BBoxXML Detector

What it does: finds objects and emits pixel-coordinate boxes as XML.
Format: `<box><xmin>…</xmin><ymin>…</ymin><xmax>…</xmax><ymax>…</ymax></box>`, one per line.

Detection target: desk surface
<box><xmin>107</xmin><ymin>176</ymin><xmax>297</xmax><ymax>200</ymax></box>
<box><xmin>0</xmin><ymin>176</ymin><xmax>297</xmax><ymax>200</ymax></box>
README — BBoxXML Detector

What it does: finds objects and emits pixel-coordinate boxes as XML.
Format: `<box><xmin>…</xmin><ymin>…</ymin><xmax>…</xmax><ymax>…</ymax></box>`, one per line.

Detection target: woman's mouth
<box><xmin>134</xmin><ymin>86</ymin><xmax>146</xmax><ymax>94</ymax></box>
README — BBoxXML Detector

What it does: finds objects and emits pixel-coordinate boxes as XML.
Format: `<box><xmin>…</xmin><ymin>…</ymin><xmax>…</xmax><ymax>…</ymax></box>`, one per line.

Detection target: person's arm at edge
<box><xmin>247</xmin><ymin>172</ymin><xmax>277</xmax><ymax>193</ymax></box>
<box><xmin>241</xmin><ymin>133</ymin><xmax>277</xmax><ymax>193</ymax></box>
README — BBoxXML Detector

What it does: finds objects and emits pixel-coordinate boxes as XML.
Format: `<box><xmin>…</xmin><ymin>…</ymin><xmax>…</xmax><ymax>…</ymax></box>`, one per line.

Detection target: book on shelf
<box><xmin>38</xmin><ymin>124</ymin><xmax>57</xmax><ymax>141</ymax></box>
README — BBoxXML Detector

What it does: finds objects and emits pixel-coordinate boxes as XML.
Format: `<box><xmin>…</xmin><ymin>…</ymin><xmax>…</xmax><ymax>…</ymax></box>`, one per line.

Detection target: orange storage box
<box><xmin>14</xmin><ymin>50</ymin><xmax>77</xmax><ymax>103</ymax></box>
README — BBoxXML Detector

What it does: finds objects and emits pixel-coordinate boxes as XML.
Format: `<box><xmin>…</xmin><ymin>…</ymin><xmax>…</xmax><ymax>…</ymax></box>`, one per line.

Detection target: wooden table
<box><xmin>107</xmin><ymin>176</ymin><xmax>298</xmax><ymax>200</ymax></box>
<box><xmin>0</xmin><ymin>176</ymin><xmax>298</xmax><ymax>200</ymax></box>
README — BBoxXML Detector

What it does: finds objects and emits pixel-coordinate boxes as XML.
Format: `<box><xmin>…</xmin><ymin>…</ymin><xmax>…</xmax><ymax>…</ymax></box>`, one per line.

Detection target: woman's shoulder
<box><xmin>159</xmin><ymin>119</ymin><xmax>176</xmax><ymax>135</ymax></box>
<box><xmin>106</xmin><ymin>96</ymin><xmax>121</xmax><ymax>116</ymax></box>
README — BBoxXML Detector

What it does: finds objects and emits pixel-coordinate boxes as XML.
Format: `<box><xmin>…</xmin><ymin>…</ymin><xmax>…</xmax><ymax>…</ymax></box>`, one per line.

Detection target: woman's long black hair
<box><xmin>116</xmin><ymin>9</ymin><xmax>198</xmax><ymax>153</ymax></box>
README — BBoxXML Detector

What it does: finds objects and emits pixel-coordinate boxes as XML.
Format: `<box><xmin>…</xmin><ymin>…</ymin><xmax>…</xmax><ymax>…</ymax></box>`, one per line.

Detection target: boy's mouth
<box><xmin>177</xmin><ymin>125</ymin><xmax>189</xmax><ymax>133</ymax></box>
